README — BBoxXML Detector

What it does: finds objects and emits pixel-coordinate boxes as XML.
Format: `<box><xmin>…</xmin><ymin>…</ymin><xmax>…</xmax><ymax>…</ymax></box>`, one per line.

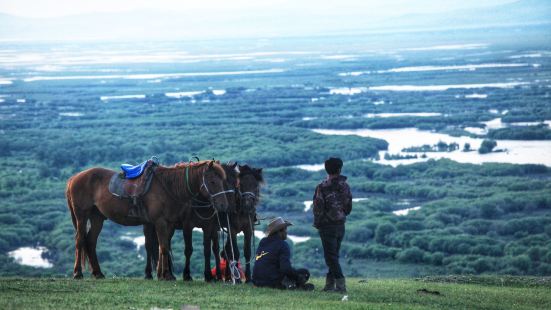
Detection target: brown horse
<box><xmin>181</xmin><ymin>162</ymin><xmax>239</xmax><ymax>281</ymax></box>
<box><xmin>223</xmin><ymin>164</ymin><xmax>264</xmax><ymax>283</ymax></box>
<box><xmin>142</xmin><ymin>162</ymin><xmax>240</xmax><ymax>281</ymax></box>
<box><xmin>143</xmin><ymin>164</ymin><xmax>263</xmax><ymax>283</ymax></box>
<box><xmin>66</xmin><ymin>160</ymin><xmax>230</xmax><ymax>280</ymax></box>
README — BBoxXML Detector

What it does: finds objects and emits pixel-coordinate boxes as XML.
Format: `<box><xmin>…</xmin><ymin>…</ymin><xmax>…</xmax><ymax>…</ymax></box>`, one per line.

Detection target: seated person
<box><xmin>252</xmin><ymin>217</ymin><xmax>314</xmax><ymax>291</ymax></box>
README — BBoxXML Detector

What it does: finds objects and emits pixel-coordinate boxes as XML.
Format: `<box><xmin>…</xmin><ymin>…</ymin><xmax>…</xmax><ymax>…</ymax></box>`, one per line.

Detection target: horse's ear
<box><xmin>208</xmin><ymin>160</ymin><xmax>214</xmax><ymax>168</ymax></box>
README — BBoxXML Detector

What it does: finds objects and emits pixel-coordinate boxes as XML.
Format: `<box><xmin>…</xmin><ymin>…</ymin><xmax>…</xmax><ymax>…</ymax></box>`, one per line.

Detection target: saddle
<box><xmin>121</xmin><ymin>161</ymin><xmax>150</xmax><ymax>179</ymax></box>
<box><xmin>108</xmin><ymin>159</ymin><xmax>158</xmax><ymax>221</ymax></box>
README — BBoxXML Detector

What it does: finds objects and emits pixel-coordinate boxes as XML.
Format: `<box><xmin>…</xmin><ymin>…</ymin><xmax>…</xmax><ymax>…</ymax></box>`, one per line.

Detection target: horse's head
<box><xmin>222</xmin><ymin>162</ymin><xmax>240</xmax><ymax>212</ymax></box>
<box><xmin>238</xmin><ymin>164</ymin><xmax>264</xmax><ymax>214</ymax></box>
<box><xmin>200</xmin><ymin>161</ymin><xmax>231</xmax><ymax>212</ymax></box>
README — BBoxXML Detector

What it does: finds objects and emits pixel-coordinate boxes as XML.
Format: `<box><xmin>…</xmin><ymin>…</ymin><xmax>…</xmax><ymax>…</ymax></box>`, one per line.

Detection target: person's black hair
<box><xmin>324</xmin><ymin>157</ymin><xmax>343</xmax><ymax>175</ymax></box>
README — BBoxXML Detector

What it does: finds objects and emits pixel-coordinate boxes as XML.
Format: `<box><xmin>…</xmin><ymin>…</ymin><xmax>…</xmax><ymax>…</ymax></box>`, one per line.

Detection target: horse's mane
<box><xmin>155</xmin><ymin>160</ymin><xmax>226</xmax><ymax>198</ymax></box>
<box><xmin>173</xmin><ymin>160</ymin><xmax>226</xmax><ymax>180</ymax></box>
<box><xmin>239</xmin><ymin>164</ymin><xmax>264</xmax><ymax>183</ymax></box>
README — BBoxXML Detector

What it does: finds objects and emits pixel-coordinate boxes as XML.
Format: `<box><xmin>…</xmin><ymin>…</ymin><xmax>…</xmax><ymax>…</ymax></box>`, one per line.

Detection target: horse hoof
<box><xmin>93</xmin><ymin>272</ymin><xmax>105</xmax><ymax>279</ymax></box>
<box><xmin>183</xmin><ymin>275</ymin><xmax>193</xmax><ymax>281</ymax></box>
<box><xmin>165</xmin><ymin>274</ymin><xmax>176</xmax><ymax>281</ymax></box>
<box><xmin>144</xmin><ymin>274</ymin><xmax>153</xmax><ymax>280</ymax></box>
<box><xmin>73</xmin><ymin>273</ymin><xmax>83</xmax><ymax>280</ymax></box>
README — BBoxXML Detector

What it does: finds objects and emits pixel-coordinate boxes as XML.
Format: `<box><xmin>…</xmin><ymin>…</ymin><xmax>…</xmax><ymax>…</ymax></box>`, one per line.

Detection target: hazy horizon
<box><xmin>2</xmin><ymin>0</ymin><xmax>548</xmax><ymax>42</ymax></box>
<box><xmin>0</xmin><ymin>0</ymin><xmax>517</xmax><ymax>19</ymax></box>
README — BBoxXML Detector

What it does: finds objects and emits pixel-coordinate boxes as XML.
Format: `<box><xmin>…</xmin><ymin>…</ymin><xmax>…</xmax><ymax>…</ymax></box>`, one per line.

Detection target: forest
<box><xmin>1</xmin><ymin>34</ymin><xmax>551</xmax><ymax>278</ymax></box>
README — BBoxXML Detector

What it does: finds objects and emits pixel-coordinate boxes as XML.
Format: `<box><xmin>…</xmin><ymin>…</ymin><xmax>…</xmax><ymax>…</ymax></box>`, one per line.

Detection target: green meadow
<box><xmin>1</xmin><ymin>276</ymin><xmax>549</xmax><ymax>309</ymax></box>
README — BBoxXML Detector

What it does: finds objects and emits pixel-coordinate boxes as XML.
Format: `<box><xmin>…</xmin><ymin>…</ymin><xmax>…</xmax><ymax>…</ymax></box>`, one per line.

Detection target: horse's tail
<box><xmin>66</xmin><ymin>176</ymin><xmax>77</xmax><ymax>230</ymax></box>
<box><xmin>81</xmin><ymin>241</ymin><xmax>89</xmax><ymax>271</ymax></box>
<box><xmin>66</xmin><ymin>176</ymin><xmax>90</xmax><ymax>271</ymax></box>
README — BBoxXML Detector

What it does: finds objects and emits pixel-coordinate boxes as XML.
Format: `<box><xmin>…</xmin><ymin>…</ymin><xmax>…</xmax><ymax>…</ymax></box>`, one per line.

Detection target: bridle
<box><xmin>185</xmin><ymin>164</ymin><xmax>234</xmax><ymax>208</ymax></box>
<box><xmin>200</xmin><ymin>172</ymin><xmax>235</xmax><ymax>202</ymax></box>
<box><xmin>237</xmin><ymin>174</ymin><xmax>260</xmax><ymax>214</ymax></box>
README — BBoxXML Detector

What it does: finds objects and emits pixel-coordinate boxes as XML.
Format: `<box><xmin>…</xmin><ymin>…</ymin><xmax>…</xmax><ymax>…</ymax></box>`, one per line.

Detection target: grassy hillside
<box><xmin>1</xmin><ymin>277</ymin><xmax>550</xmax><ymax>309</ymax></box>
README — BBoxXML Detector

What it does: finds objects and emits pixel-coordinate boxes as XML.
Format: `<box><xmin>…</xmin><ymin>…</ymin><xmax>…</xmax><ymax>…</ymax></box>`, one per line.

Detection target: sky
<box><xmin>0</xmin><ymin>0</ymin><xmax>517</xmax><ymax>19</ymax></box>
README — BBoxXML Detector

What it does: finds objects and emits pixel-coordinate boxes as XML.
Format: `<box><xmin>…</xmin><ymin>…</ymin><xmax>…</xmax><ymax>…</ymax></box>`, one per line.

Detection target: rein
<box><xmin>245</xmin><ymin>213</ymin><xmax>257</xmax><ymax>266</ymax></box>
<box><xmin>193</xmin><ymin>207</ymin><xmax>218</xmax><ymax>221</ymax></box>
<box><xmin>215</xmin><ymin>211</ymin><xmax>241</xmax><ymax>284</ymax></box>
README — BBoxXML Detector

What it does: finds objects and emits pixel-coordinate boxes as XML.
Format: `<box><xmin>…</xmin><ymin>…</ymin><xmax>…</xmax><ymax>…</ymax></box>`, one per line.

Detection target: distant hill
<box><xmin>376</xmin><ymin>0</ymin><xmax>551</xmax><ymax>32</ymax></box>
<box><xmin>0</xmin><ymin>0</ymin><xmax>549</xmax><ymax>41</ymax></box>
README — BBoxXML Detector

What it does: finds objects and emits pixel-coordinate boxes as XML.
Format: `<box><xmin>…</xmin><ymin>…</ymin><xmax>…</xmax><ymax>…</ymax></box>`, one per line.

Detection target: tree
<box><xmin>510</xmin><ymin>255</ymin><xmax>531</xmax><ymax>272</ymax></box>
<box><xmin>479</xmin><ymin>139</ymin><xmax>497</xmax><ymax>154</ymax></box>
<box><xmin>397</xmin><ymin>247</ymin><xmax>425</xmax><ymax>263</ymax></box>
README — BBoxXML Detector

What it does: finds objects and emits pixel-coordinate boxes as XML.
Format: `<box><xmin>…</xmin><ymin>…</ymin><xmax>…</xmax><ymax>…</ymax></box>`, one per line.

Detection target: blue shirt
<box><xmin>252</xmin><ymin>235</ymin><xmax>296</xmax><ymax>287</ymax></box>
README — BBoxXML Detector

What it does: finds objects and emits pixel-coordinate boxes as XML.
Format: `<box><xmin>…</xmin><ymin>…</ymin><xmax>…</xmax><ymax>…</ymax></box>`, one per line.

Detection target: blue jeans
<box><xmin>318</xmin><ymin>224</ymin><xmax>345</xmax><ymax>279</ymax></box>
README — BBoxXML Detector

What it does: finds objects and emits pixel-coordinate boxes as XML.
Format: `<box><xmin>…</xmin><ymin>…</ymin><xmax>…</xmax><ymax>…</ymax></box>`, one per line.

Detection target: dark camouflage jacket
<box><xmin>312</xmin><ymin>175</ymin><xmax>352</xmax><ymax>228</ymax></box>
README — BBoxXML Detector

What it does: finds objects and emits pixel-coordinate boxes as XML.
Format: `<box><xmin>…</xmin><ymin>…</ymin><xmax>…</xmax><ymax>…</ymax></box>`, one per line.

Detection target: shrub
<box><xmin>367</xmin><ymin>245</ymin><xmax>398</xmax><ymax>260</ymax></box>
<box><xmin>397</xmin><ymin>247</ymin><xmax>425</xmax><ymax>263</ymax></box>
<box><xmin>472</xmin><ymin>257</ymin><xmax>493</xmax><ymax>273</ymax></box>
<box><xmin>375</xmin><ymin>223</ymin><xmax>396</xmax><ymax>245</ymax></box>
<box><xmin>431</xmin><ymin>252</ymin><xmax>445</xmax><ymax>266</ymax></box>
<box><xmin>396</xmin><ymin>220</ymin><xmax>424</xmax><ymax>231</ymax></box>
<box><xmin>480</xmin><ymin>204</ymin><xmax>498</xmax><ymax>219</ymax></box>
<box><xmin>510</xmin><ymin>255</ymin><xmax>531</xmax><ymax>272</ymax></box>
<box><xmin>346</xmin><ymin>227</ymin><xmax>374</xmax><ymax>243</ymax></box>
<box><xmin>410</xmin><ymin>236</ymin><xmax>430</xmax><ymax>251</ymax></box>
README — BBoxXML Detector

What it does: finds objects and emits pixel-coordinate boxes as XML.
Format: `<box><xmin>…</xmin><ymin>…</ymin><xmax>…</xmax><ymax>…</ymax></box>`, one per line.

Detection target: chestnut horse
<box><xmin>66</xmin><ymin>160</ymin><xmax>230</xmax><ymax>280</ymax></box>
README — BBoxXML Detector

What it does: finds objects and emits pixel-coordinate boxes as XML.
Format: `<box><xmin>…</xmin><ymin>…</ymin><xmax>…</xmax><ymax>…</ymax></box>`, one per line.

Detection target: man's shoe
<box><xmin>322</xmin><ymin>274</ymin><xmax>336</xmax><ymax>292</ymax></box>
<box><xmin>335</xmin><ymin>277</ymin><xmax>347</xmax><ymax>293</ymax></box>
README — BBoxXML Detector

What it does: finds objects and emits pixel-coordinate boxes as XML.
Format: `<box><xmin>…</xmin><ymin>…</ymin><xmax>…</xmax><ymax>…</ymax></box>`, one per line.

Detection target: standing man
<box><xmin>313</xmin><ymin>157</ymin><xmax>352</xmax><ymax>293</ymax></box>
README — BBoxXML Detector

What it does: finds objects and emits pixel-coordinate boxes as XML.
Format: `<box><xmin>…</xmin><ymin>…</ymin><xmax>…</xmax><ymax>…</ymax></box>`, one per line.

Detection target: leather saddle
<box><xmin>108</xmin><ymin>159</ymin><xmax>158</xmax><ymax>221</ymax></box>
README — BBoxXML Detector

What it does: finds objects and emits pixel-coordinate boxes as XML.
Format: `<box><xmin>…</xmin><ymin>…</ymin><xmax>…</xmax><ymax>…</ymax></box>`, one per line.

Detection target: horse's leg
<box><xmin>182</xmin><ymin>227</ymin><xmax>193</xmax><ymax>281</ymax></box>
<box><xmin>212</xmin><ymin>229</ymin><xmax>222</xmax><ymax>281</ymax></box>
<box><xmin>203</xmin><ymin>229</ymin><xmax>214</xmax><ymax>282</ymax></box>
<box><xmin>155</xmin><ymin>220</ymin><xmax>175</xmax><ymax>281</ymax></box>
<box><xmin>143</xmin><ymin>223</ymin><xmax>157</xmax><ymax>279</ymax></box>
<box><xmin>87</xmin><ymin>209</ymin><xmax>105</xmax><ymax>279</ymax></box>
<box><xmin>244</xmin><ymin>227</ymin><xmax>252</xmax><ymax>283</ymax></box>
<box><xmin>73</xmin><ymin>216</ymin><xmax>88</xmax><ymax>279</ymax></box>
<box><xmin>167</xmin><ymin>225</ymin><xmax>175</xmax><ymax>279</ymax></box>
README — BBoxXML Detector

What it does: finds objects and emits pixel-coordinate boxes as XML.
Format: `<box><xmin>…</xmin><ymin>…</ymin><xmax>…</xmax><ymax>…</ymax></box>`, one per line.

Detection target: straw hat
<box><xmin>265</xmin><ymin>217</ymin><xmax>293</xmax><ymax>236</ymax></box>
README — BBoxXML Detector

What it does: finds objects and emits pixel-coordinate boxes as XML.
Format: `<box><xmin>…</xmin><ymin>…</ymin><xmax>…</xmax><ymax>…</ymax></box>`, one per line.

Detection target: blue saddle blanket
<box><xmin>121</xmin><ymin>159</ymin><xmax>153</xmax><ymax>179</ymax></box>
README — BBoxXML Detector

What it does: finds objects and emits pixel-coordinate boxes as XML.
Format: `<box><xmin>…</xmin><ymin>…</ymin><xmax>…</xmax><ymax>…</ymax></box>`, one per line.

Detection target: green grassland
<box><xmin>0</xmin><ymin>277</ymin><xmax>550</xmax><ymax>309</ymax></box>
